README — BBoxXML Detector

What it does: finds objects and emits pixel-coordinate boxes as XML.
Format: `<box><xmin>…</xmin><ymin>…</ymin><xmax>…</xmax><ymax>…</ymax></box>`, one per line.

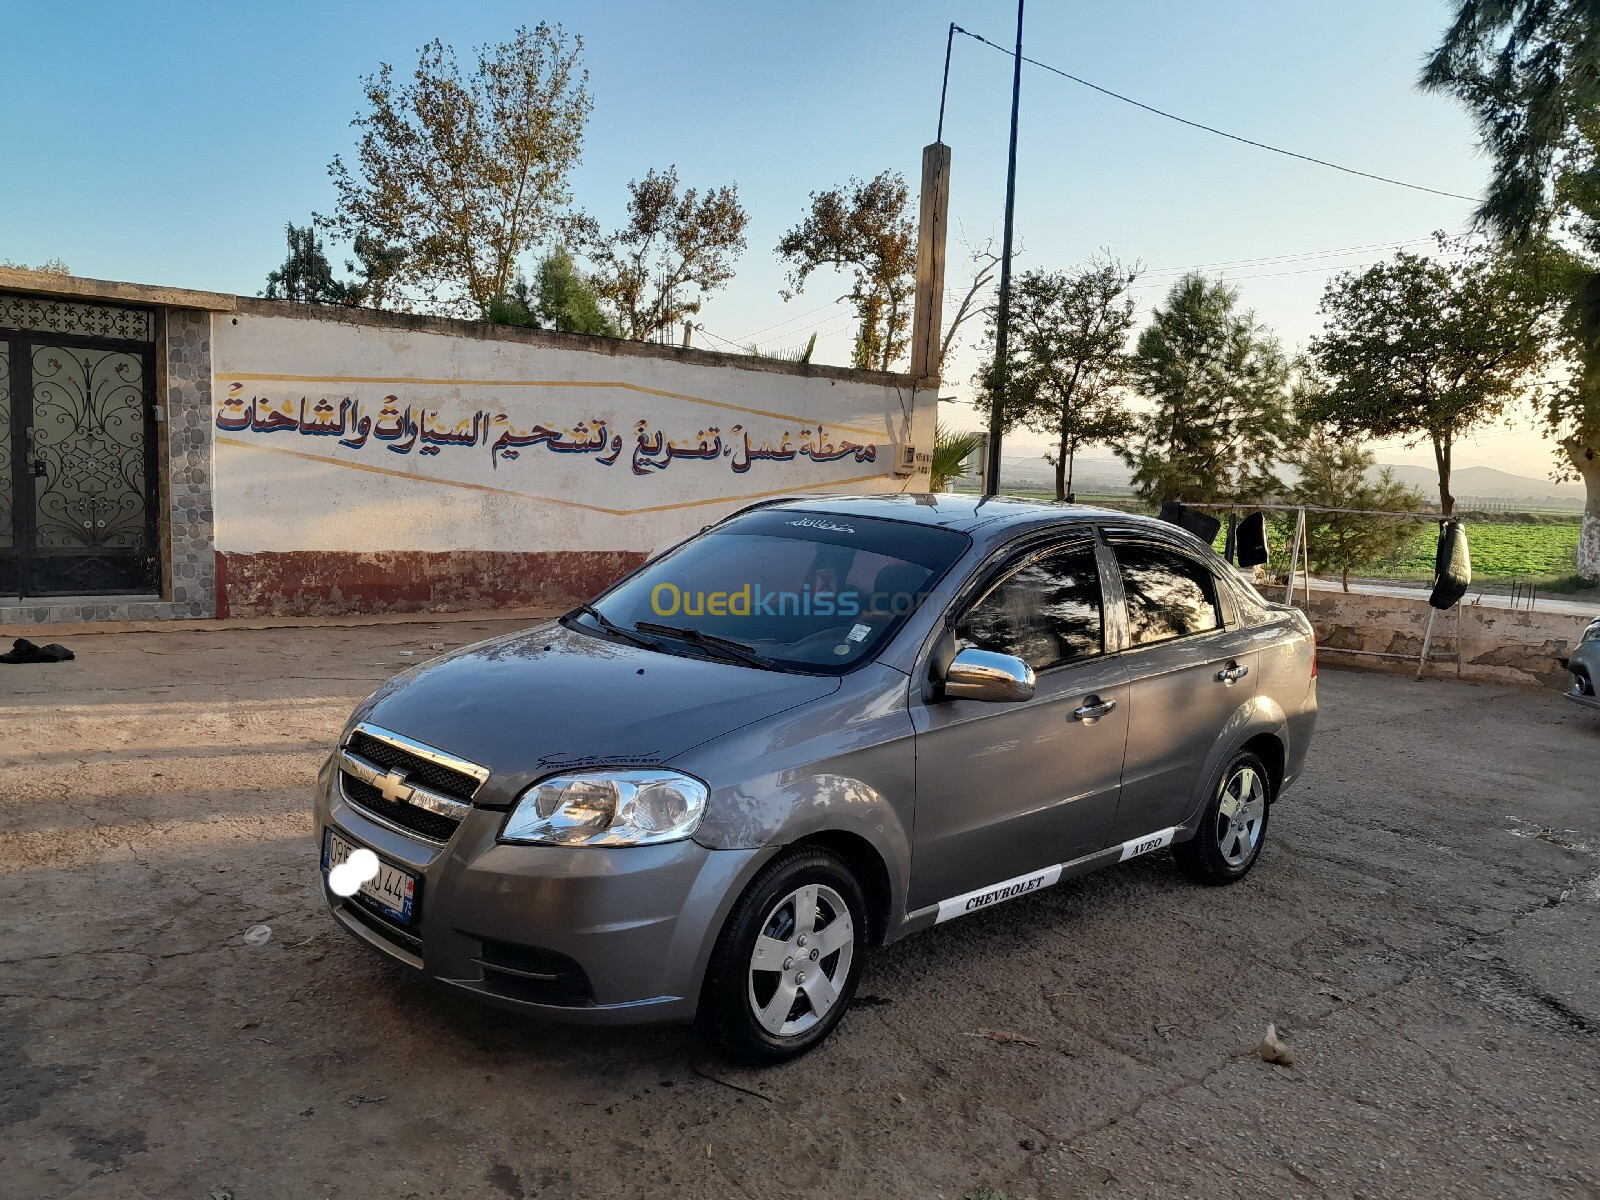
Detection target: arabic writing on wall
<box><xmin>215</xmin><ymin>385</ymin><xmax>878</xmax><ymax>476</ymax></box>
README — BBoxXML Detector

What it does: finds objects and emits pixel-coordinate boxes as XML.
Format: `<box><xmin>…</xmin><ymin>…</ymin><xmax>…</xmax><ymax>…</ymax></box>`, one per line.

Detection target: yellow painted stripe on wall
<box><xmin>214</xmin><ymin>435</ymin><xmax>887</xmax><ymax>517</ymax></box>
<box><xmin>211</xmin><ymin>372</ymin><xmax>890</xmax><ymax>441</ymax></box>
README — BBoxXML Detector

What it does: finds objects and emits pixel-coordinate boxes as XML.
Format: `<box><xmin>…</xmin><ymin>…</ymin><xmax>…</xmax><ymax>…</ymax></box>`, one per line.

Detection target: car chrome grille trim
<box><xmin>346</xmin><ymin>724</ymin><xmax>489</xmax><ymax>801</ymax></box>
<box><xmin>334</xmin><ymin>724</ymin><xmax>489</xmax><ymax>844</ymax></box>
<box><xmin>338</xmin><ymin>773</ymin><xmax>457</xmax><ymax>844</ymax></box>
<box><xmin>338</xmin><ymin>749</ymin><xmax>475</xmax><ymax>820</ymax></box>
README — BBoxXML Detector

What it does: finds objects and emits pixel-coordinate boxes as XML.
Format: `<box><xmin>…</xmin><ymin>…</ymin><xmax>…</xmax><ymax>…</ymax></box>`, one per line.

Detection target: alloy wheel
<box><xmin>746</xmin><ymin>882</ymin><xmax>855</xmax><ymax>1037</ymax></box>
<box><xmin>1216</xmin><ymin>764</ymin><xmax>1266</xmax><ymax>868</ymax></box>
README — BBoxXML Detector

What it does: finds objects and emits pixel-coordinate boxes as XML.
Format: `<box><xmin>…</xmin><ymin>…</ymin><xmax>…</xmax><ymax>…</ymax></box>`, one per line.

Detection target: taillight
<box><xmin>1311</xmin><ymin>630</ymin><xmax>1318</xmax><ymax>678</ymax></box>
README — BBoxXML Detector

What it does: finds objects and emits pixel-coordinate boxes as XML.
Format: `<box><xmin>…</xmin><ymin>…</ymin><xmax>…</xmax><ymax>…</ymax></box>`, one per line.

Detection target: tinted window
<box><xmin>588</xmin><ymin>509</ymin><xmax>969</xmax><ymax>673</ymax></box>
<box><xmin>957</xmin><ymin>544</ymin><xmax>1103</xmax><ymax>671</ymax></box>
<box><xmin>1114</xmin><ymin>543</ymin><xmax>1221</xmax><ymax>645</ymax></box>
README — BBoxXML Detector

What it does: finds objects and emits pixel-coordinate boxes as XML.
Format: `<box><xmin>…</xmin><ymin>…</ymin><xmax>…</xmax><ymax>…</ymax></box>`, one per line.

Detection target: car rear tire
<box><xmin>1173</xmin><ymin>749</ymin><xmax>1272</xmax><ymax>886</ymax></box>
<box><xmin>698</xmin><ymin>846</ymin><xmax>866</xmax><ymax>1064</ymax></box>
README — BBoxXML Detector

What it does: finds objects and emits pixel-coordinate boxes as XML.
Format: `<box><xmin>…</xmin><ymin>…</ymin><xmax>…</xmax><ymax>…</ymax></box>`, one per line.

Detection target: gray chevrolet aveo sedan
<box><xmin>316</xmin><ymin>495</ymin><xmax>1318</xmax><ymax>1061</ymax></box>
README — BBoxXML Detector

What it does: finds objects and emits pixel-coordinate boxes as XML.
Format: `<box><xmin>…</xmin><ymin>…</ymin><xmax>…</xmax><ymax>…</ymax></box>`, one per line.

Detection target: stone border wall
<box><xmin>1304</xmin><ymin>590</ymin><xmax>1592</xmax><ymax>688</ymax></box>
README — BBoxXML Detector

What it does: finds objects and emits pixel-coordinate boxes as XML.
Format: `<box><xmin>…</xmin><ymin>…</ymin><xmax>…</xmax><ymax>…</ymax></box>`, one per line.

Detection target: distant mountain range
<box><xmin>995</xmin><ymin>455</ymin><xmax>1586</xmax><ymax>509</ymax></box>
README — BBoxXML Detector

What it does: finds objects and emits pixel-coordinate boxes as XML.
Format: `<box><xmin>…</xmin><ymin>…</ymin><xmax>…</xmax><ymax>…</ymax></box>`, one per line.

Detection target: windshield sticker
<box><xmin>847</xmin><ymin>623</ymin><xmax>873</xmax><ymax>643</ymax></box>
<box><xmin>785</xmin><ymin>516</ymin><xmax>857</xmax><ymax>534</ymax></box>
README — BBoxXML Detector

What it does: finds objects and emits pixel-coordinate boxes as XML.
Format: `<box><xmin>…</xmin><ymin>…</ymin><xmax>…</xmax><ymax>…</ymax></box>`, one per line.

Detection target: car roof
<box><xmin>761</xmin><ymin>492</ymin><xmax>1143</xmax><ymax>534</ymax></box>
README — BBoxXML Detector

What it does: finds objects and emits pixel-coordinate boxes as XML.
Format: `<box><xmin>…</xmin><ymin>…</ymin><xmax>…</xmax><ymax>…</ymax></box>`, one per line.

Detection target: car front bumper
<box><xmin>312</xmin><ymin>756</ymin><xmax>766</xmax><ymax>1025</ymax></box>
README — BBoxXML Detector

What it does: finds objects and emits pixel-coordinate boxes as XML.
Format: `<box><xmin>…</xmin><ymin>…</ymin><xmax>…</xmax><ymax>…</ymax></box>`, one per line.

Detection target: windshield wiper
<box><xmin>570</xmin><ymin>603</ymin><xmax>663</xmax><ymax>650</ymax></box>
<box><xmin>634</xmin><ymin>621</ymin><xmax>777</xmax><ymax>669</ymax></box>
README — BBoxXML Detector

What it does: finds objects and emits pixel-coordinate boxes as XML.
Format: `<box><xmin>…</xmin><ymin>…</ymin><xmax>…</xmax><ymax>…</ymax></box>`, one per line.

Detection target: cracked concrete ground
<box><xmin>2</xmin><ymin>618</ymin><xmax>1598</xmax><ymax>1199</ymax></box>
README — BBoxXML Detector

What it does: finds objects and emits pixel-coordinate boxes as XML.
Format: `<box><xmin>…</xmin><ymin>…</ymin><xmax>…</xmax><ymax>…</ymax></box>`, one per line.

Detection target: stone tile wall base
<box><xmin>216</xmin><ymin>550</ymin><xmax>646</xmax><ymax>618</ymax></box>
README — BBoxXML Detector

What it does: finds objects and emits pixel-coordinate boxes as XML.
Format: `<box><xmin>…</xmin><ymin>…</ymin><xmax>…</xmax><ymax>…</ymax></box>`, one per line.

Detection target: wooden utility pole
<box><xmin>910</xmin><ymin>142</ymin><xmax>952</xmax><ymax>384</ymax></box>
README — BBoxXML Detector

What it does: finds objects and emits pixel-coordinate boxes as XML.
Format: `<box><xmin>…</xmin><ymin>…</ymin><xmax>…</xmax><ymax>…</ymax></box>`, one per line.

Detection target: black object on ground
<box><xmin>0</xmin><ymin>637</ymin><xmax>75</xmax><ymax>663</ymax></box>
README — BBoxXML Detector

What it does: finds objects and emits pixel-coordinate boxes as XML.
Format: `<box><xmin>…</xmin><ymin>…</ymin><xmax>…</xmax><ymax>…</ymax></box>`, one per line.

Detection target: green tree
<box><xmin>776</xmin><ymin>171</ymin><xmax>915</xmax><ymax>372</ymax></box>
<box><xmin>263</xmin><ymin>223</ymin><xmax>354</xmax><ymax>303</ymax></box>
<box><xmin>1120</xmin><ymin>273</ymin><xmax>1290</xmax><ymax>505</ymax></box>
<box><xmin>1421</xmin><ymin>0</ymin><xmax>1600</xmax><ymax>575</ymax></box>
<box><xmin>324</xmin><ymin>23</ymin><xmax>592</xmax><ymax>315</ymax></box>
<box><xmin>536</xmin><ymin>246</ymin><xmax>616</xmax><ymax>335</ymax></box>
<box><xmin>1287</xmin><ymin>424</ymin><xmax>1426</xmax><ymax>591</ymax></box>
<box><xmin>974</xmin><ymin>259</ymin><xmax>1140</xmax><ymax>501</ymax></box>
<box><xmin>580</xmin><ymin>167</ymin><xmax>749</xmax><ymax>342</ymax></box>
<box><xmin>1306</xmin><ymin>239</ymin><xmax>1555</xmax><ymax>516</ymax></box>
<box><xmin>931</xmin><ymin>423</ymin><xmax>986</xmax><ymax>492</ymax></box>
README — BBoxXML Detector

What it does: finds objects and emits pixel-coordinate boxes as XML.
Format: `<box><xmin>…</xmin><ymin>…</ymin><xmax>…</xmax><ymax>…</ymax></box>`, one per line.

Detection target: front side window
<box><xmin>584</xmin><ymin>509</ymin><xmax>969</xmax><ymax>673</ymax></box>
<box><xmin>956</xmin><ymin>543</ymin><xmax>1104</xmax><ymax>672</ymax></box>
<box><xmin>1114</xmin><ymin>542</ymin><xmax>1222</xmax><ymax>646</ymax></box>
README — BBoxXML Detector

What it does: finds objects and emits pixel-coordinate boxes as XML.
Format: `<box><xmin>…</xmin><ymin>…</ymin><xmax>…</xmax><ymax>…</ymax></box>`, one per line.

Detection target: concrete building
<box><xmin>0</xmin><ymin>268</ymin><xmax>934</xmax><ymax>623</ymax></box>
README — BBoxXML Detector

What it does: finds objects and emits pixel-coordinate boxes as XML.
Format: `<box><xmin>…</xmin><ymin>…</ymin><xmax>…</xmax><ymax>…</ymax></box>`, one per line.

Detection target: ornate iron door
<box><xmin>1</xmin><ymin>294</ymin><xmax>160</xmax><ymax>596</ymax></box>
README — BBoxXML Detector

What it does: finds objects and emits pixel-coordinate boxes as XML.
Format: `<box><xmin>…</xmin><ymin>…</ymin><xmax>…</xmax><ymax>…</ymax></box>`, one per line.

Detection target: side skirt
<box><xmin>896</xmin><ymin>825</ymin><xmax>1187</xmax><ymax>938</ymax></box>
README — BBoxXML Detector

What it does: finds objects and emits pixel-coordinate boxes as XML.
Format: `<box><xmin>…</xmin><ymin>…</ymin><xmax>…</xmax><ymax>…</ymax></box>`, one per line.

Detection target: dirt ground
<box><xmin>2</xmin><ymin>617</ymin><xmax>1598</xmax><ymax>1200</ymax></box>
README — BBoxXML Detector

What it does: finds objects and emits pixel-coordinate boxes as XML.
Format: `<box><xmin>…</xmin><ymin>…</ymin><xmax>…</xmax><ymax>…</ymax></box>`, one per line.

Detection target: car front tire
<box><xmin>1173</xmin><ymin>749</ymin><xmax>1272</xmax><ymax>885</ymax></box>
<box><xmin>699</xmin><ymin>846</ymin><xmax>866</xmax><ymax>1064</ymax></box>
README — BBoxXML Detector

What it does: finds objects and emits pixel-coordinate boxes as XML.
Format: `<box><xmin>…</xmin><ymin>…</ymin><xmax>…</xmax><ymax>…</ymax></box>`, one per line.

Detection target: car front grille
<box><xmin>337</xmin><ymin>724</ymin><xmax>489</xmax><ymax>845</ymax></box>
<box><xmin>342</xmin><ymin>893</ymin><xmax>423</xmax><ymax>956</ymax></box>
<box><xmin>347</xmin><ymin>729</ymin><xmax>484</xmax><ymax>802</ymax></box>
<box><xmin>342</xmin><ymin>775</ymin><xmax>463</xmax><ymax>842</ymax></box>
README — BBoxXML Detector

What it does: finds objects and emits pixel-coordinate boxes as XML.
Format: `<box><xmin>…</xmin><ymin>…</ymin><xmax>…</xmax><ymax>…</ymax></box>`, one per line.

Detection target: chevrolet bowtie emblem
<box><xmin>375</xmin><ymin>768</ymin><xmax>414</xmax><ymax>805</ymax></box>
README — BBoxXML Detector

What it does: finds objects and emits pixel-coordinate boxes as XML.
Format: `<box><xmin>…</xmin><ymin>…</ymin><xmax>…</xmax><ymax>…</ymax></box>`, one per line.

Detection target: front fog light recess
<box><xmin>502</xmin><ymin>769</ymin><xmax>708</xmax><ymax>846</ymax></box>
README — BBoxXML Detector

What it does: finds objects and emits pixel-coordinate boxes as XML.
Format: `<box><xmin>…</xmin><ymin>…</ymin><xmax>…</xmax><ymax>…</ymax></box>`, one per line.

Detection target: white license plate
<box><xmin>323</xmin><ymin>830</ymin><xmax>417</xmax><ymax>924</ymax></box>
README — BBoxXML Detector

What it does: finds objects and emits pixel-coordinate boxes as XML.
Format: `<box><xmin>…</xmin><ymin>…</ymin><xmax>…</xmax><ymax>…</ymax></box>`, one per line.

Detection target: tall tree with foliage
<box><xmin>263</xmin><ymin>224</ymin><xmax>353</xmax><ymax>303</ymax></box>
<box><xmin>1287</xmin><ymin>423</ymin><xmax>1427</xmax><ymax>591</ymax></box>
<box><xmin>974</xmin><ymin>259</ymin><xmax>1140</xmax><ymax>501</ymax></box>
<box><xmin>485</xmin><ymin>247</ymin><xmax>617</xmax><ymax>336</ymax></box>
<box><xmin>324</xmin><ymin>24</ymin><xmax>591</xmax><ymax>315</ymax></box>
<box><xmin>1421</xmin><ymin>0</ymin><xmax>1600</xmax><ymax>575</ymax></box>
<box><xmin>776</xmin><ymin>171</ymin><xmax>915</xmax><ymax>372</ymax></box>
<box><xmin>537</xmin><ymin>246</ymin><xmax>616</xmax><ymax>335</ymax></box>
<box><xmin>580</xmin><ymin>167</ymin><xmax>749</xmax><ymax>342</ymax></box>
<box><xmin>1306</xmin><ymin>239</ymin><xmax>1554</xmax><ymax>515</ymax></box>
<box><xmin>1120</xmin><ymin>273</ymin><xmax>1290</xmax><ymax>505</ymax></box>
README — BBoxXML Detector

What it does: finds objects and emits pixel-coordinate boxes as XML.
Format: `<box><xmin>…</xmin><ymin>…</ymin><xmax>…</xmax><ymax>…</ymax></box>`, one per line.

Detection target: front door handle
<box><xmin>1216</xmin><ymin>662</ymin><xmax>1249</xmax><ymax>685</ymax></box>
<box><xmin>1072</xmin><ymin>696</ymin><xmax>1117</xmax><ymax>724</ymax></box>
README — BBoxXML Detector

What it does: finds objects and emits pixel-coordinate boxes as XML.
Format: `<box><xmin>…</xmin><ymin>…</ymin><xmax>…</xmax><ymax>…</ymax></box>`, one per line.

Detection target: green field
<box><xmin>1385</xmin><ymin>519</ymin><xmax>1582</xmax><ymax>581</ymax></box>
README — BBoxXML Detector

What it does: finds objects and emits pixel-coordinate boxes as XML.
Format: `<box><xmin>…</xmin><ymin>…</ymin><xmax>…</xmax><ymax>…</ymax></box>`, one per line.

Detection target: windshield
<box><xmin>580</xmin><ymin>508</ymin><xmax>970</xmax><ymax>673</ymax></box>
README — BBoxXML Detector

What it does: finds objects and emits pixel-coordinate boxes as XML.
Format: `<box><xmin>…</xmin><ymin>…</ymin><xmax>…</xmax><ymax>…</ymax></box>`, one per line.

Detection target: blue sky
<box><xmin>2</xmin><ymin>1</ymin><xmax>1553</xmax><ymax>475</ymax></box>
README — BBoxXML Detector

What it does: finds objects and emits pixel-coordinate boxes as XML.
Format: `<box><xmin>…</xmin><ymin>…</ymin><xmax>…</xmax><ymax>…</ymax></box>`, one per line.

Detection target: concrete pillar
<box><xmin>910</xmin><ymin>141</ymin><xmax>951</xmax><ymax>384</ymax></box>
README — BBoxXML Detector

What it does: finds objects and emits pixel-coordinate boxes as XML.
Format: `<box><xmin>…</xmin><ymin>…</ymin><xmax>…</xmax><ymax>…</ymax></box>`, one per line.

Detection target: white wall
<box><xmin>212</xmin><ymin>311</ymin><xmax>932</xmax><ymax>560</ymax></box>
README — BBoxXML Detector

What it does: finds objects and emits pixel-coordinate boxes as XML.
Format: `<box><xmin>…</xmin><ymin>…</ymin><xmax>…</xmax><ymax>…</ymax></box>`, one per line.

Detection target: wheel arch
<box><xmin>792</xmin><ymin>829</ymin><xmax>893</xmax><ymax>947</ymax></box>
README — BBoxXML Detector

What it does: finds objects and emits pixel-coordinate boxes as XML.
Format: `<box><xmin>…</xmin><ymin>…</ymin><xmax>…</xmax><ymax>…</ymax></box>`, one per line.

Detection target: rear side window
<box><xmin>1113</xmin><ymin>543</ymin><xmax>1222</xmax><ymax>646</ymax></box>
<box><xmin>956</xmin><ymin>543</ymin><xmax>1103</xmax><ymax>671</ymax></box>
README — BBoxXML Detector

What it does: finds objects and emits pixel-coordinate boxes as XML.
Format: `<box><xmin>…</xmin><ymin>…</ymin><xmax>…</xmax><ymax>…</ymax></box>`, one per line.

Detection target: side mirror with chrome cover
<box><xmin>943</xmin><ymin>647</ymin><xmax>1035</xmax><ymax>703</ymax></box>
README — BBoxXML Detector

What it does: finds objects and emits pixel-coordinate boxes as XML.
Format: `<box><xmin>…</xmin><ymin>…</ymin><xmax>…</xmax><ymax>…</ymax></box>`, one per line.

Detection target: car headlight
<box><xmin>1583</xmin><ymin>620</ymin><xmax>1600</xmax><ymax>644</ymax></box>
<box><xmin>501</xmin><ymin>769</ymin><xmax>708</xmax><ymax>847</ymax></box>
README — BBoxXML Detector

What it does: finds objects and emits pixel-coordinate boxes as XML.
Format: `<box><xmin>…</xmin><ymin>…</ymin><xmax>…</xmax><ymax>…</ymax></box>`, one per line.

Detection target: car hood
<box><xmin>350</xmin><ymin>621</ymin><xmax>841</xmax><ymax>806</ymax></box>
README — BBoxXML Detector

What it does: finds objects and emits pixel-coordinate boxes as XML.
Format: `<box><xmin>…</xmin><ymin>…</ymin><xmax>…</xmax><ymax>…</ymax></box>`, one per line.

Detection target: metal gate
<box><xmin>0</xmin><ymin>292</ymin><xmax>160</xmax><ymax>597</ymax></box>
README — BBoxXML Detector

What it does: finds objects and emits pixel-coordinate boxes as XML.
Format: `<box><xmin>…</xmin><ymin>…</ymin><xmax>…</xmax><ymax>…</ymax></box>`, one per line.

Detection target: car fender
<box><xmin>692</xmin><ymin>770</ymin><xmax>911</xmax><ymax>920</ymax></box>
<box><xmin>1175</xmin><ymin>691</ymin><xmax>1290</xmax><ymax>833</ymax></box>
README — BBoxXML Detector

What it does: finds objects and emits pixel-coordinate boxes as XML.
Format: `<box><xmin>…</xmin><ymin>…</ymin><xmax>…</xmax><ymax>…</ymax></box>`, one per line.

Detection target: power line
<box><xmin>953</xmin><ymin>26</ymin><xmax>1482</xmax><ymax>204</ymax></box>
<box><xmin>1141</xmin><ymin>237</ymin><xmax>1435</xmax><ymax>276</ymax></box>
<box><xmin>732</xmin><ymin>295</ymin><xmax>847</xmax><ymax>344</ymax></box>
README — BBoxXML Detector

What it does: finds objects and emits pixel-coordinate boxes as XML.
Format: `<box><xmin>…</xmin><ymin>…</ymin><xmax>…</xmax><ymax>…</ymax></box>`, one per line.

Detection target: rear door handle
<box><xmin>1072</xmin><ymin>696</ymin><xmax>1117</xmax><ymax>723</ymax></box>
<box><xmin>1216</xmin><ymin>662</ymin><xmax>1249</xmax><ymax>685</ymax></box>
